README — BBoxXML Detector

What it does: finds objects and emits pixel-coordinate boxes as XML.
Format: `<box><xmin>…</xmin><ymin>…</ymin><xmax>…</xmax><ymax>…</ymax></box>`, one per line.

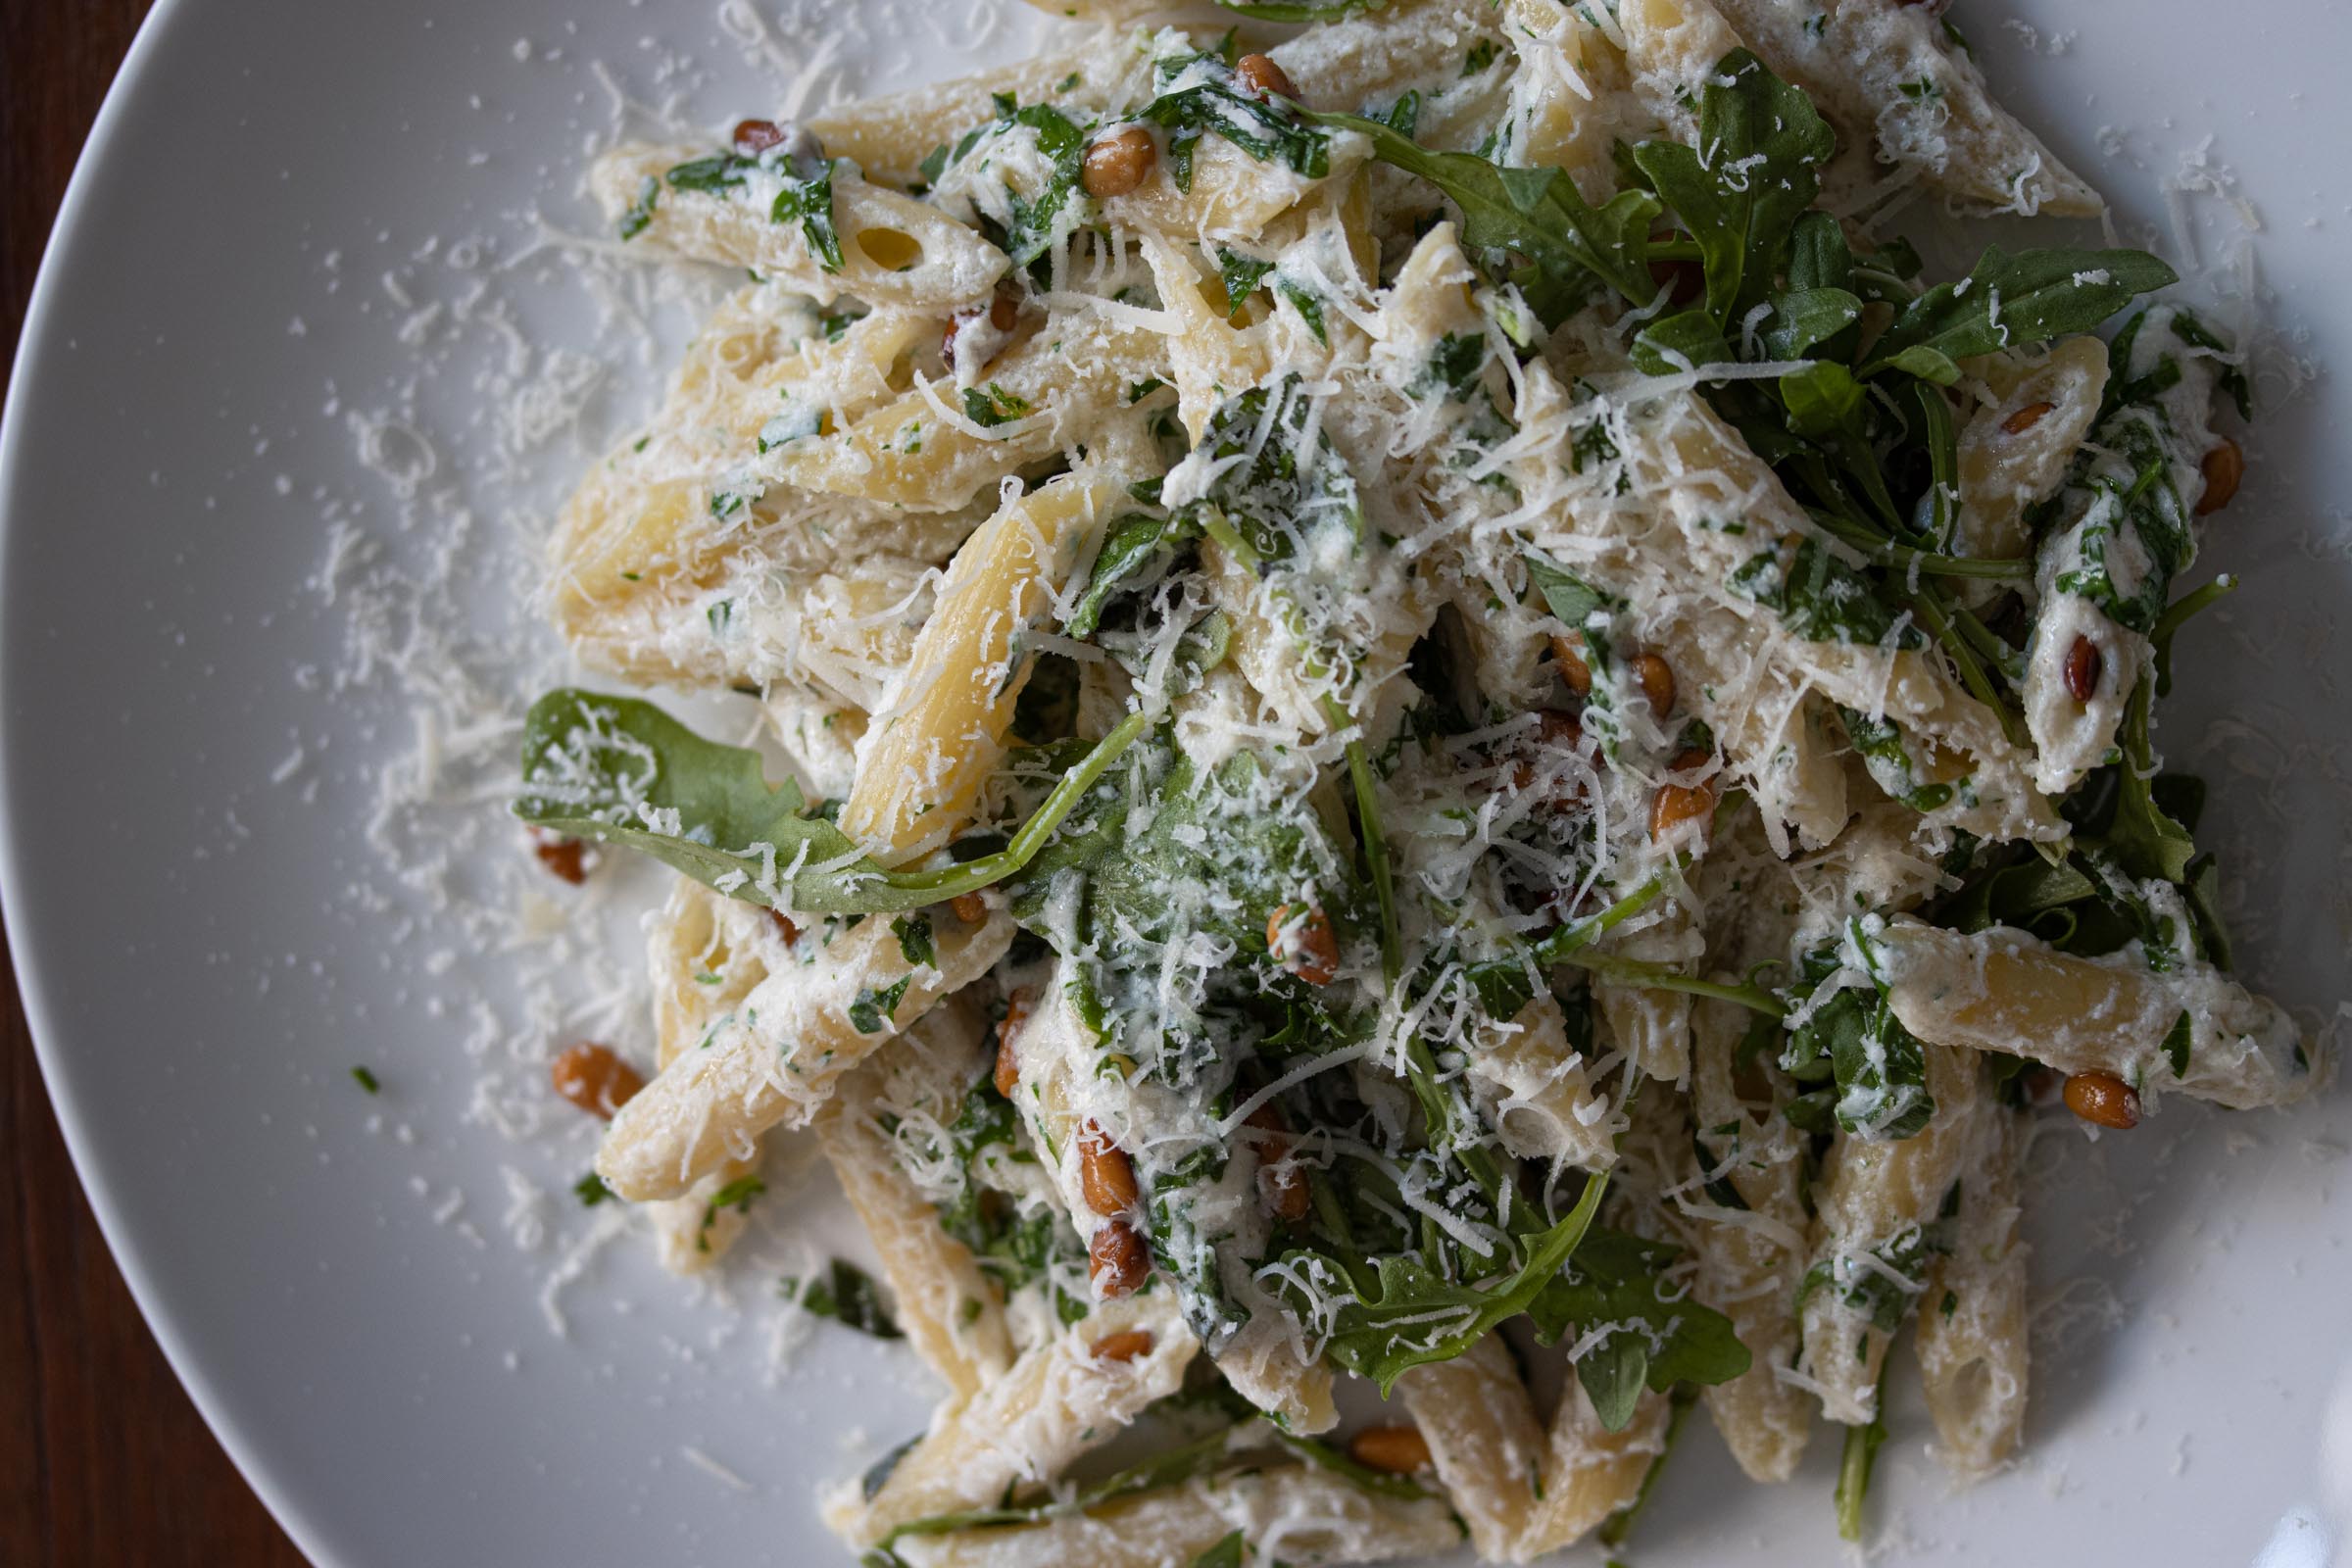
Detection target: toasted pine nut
<box><xmin>1079</xmin><ymin>1120</ymin><xmax>1140</xmax><ymax>1215</ymax></box>
<box><xmin>942</xmin><ymin>290</ymin><xmax>1019</xmax><ymax>366</ymax></box>
<box><xmin>731</xmin><ymin>119</ymin><xmax>788</xmax><ymax>155</ymax></box>
<box><xmin>551</xmin><ymin>1043</ymin><xmax>643</xmax><ymax>1120</ymax></box>
<box><xmin>1246</xmin><ymin>1104</ymin><xmax>1310</xmax><ymax>1221</ymax></box>
<box><xmin>2197</xmin><ymin>438</ymin><xmax>2243</xmax><ymax>514</ymax></box>
<box><xmin>2000</xmin><ymin>400</ymin><xmax>2054</xmax><ymax>435</ymax></box>
<box><xmin>993</xmin><ymin>989</ymin><xmax>1033</xmax><ymax>1099</ymax></box>
<box><xmin>1649</xmin><ymin>748</ymin><xmax>1718</xmax><ymax>842</ymax></box>
<box><xmin>1348</xmin><ymin>1425</ymin><xmax>1432</xmax><ymax>1474</ymax></box>
<box><xmin>1091</xmin><ymin>1329</ymin><xmax>1155</xmax><ymax>1362</ymax></box>
<box><xmin>1548</xmin><ymin>631</ymin><xmax>1592</xmax><ymax>696</ymax></box>
<box><xmin>1081</xmin><ymin>124</ymin><xmax>1156</xmax><ymax>198</ymax></box>
<box><xmin>1088</xmin><ymin>1219</ymin><xmax>1151</xmax><ymax>1297</ymax></box>
<box><xmin>950</xmin><ymin>891</ymin><xmax>988</xmax><ymax>924</ymax></box>
<box><xmin>2063</xmin><ymin>1070</ymin><xmax>2140</xmax><ymax>1129</ymax></box>
<box><xmin>1235</xmin><ymin>53</ymin><xmax>1298</xmax><ymax>101</ymax></box>
<box><xmin>2062</xmin><ymin>635</ymin><xmax>2102</xmax><ymax>703</ymax></box>
<box><xmin>1633</xmin><ymin>652</ymin><xmax>1676</xmax><ymax>716</ymax></box>
<box><xmin>766</xmin><ymin>906</ymin><xmax>799</xmax><ymax>944</ymax></box>
<box><xmin>530</xmin><ymin>829</ymin><xmax>589</xmax><ymax>885</ymax></box>
<box><xmin>1267</xmin><ymin>903</ymin><xmax>1341</xmax><ymax>986</ymax></box>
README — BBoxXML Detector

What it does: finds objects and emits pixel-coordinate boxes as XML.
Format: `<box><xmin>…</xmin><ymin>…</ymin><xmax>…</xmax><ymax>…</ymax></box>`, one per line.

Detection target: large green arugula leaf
<box><xmin>514</xmin><ymin>689</ymin><xmax>1146</xmax><ymax>914</ymax></box>
<box><xmin>1630</xmin><ymin>48</ymin><xmax>1835</xmax><ymax>327</ymax></box>
<box><xmin>1308</xmin><ymin>110</ymin><xmax>1659</xmax><ymax>321</ymax></box>
<box><xmin>1860</xmin><ymin>247</ymin><xmax>2178</xmax><ymax>381</ymax></box>
<box><xmin>1526</xmin><ymin>1226</ymin><xmax>1752</xmax><ymax>1431</ymax></box>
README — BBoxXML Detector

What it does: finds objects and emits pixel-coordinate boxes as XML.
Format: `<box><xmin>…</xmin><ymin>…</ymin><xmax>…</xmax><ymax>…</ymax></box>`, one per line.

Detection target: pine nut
<box><xmin>551</xmin><ymin>1043</ymin><xmax>644</xmax><ymax>1120</ymax></box>
<box><xmin>1348</xmin><ymin>1425</ymin><xmax>1432</xmax><ymax>1474</ymax></box>
<box><xmin>993</xmin><ymin>989</ymin><xmax>1033</xmax><ymax>1099</ymax></box>
<box><xmin>1267</xmin><ymin>904</ymin><xmax>1341</xmax><ymax>986</ymax></box>
<box><xmin>2063</xmin><ymin>1070</ymin><xmax>2140</xmax><ymax>1130</ymax></box>
<box><xmin>2062</xmin><ymin>635</ymin><xmax>2102</xmax><ymax>703</ymax></box>
<box><xmin>2000</xmin><ymin>400</ymin><xmax>2054</xmax><ymax>435</ymax></box>
<box><xmin>1235</xmin><ymin>54</ymin><xmax>1298</xmax><ymax>101</ymax></box>
<box><xmin>1634</xmin><ymin>652</ymin><xmax>1676</xmax><ymax>716</ymax></box>
<box><xmin>1079</xmin><ymin>1120</ymin><xmax>1140</xmax><ymax>1215</ymax></box>
<box><xmin>1088</xmin><ymin>1219</ymin><xmax>1151</xmax><ymax>1297</ymax></box>
<box><xmin>2197</xmin><ymin>438</ymin><xmax>2243</xmax><ymax>514</ymax></box>
<box><xmin>1081</xmin><ymin>125</ymin><xmax>1156</xmax><ymax>198</ymax></box>
<box><xmin>1091</xmin><ymin>1329</ymin><xmax>1155</xmax><ymax>1362</ymax></box>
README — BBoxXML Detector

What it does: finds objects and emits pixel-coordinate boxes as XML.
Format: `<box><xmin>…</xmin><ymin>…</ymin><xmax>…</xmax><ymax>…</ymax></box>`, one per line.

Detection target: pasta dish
<box><xmin>510</xmin><ymin>0</ymin><xmax>2318</xmax><ymax>1560</ymax></box>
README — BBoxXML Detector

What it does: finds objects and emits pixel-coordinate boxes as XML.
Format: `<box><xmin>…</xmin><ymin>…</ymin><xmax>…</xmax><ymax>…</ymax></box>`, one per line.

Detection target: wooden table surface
<box><xmin>1</xmin><ymin>0</ymin><xmax>310</xmax><ymax>1561</ymax></box>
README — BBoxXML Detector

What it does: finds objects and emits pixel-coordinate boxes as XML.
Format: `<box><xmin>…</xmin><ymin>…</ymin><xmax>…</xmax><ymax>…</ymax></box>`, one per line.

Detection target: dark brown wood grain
<box><xmin>1</xmin><ymin>0</ymin><xmax>310</xmax><ymax>1562</ymax></box>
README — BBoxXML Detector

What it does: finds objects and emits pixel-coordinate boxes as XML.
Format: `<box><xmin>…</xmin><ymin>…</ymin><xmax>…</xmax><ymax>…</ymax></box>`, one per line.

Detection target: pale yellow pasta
<box><xmin>881</xmin><ymin>1463</ymin><xmax>1464</xmax><ymax>1568</ymax></box>
<box><xmin>808</xmin><ymin>39</ymin><xmax>1148</xmax><ymax>185</ymax></box>
<box><xmin>1467</xmin><ymin>992</ymin><xmax>1618</xmax><ymax>1170</ymax></box>
<box><xmin>1915</xmin><ymin>1102</ymin><xmax>2030</xmax><ymax>1476</ymax></box>
<box><xmin>1794</xmin><ymin>1043</ymin><xmax>1986</xmax><ymax>1424</ymax></box>
<box><xmin>838</xmin><ymin>1292</ymin><xmax>1197</xmax><ymax>1546</ymax></box>
<box><xmin>1613</xmin><ymin>0</ymin><xmax>1745</xmax><ymax>142</ymax></box>
<box><xmin>595</xmin><ymin>905</ymin><xmax>1015</xmax><ymax>1201</ymax></box>
<box><xmin>1872</xmin><ymin>917</ymin><xmax>2312</xmax><ymax>1110</ymax></box>
<box><xmin>1596</xmin><ymin>906</ymin><xmax>1698</xmax><ymax>1085</ymax></box>
<box><xmin>1703</xmin><ymin>0</ymin><xmax>2102</xmax><ymax>217</ymax></box>
<box><xmin>594</xmin><ymin>145</ymin><xmax>1007</xmax><ymax>307</ymax></box>
<box><xmin>1396</xmin><ymin>1336</ymin><xmax>1544</xmax><ymax>1561</ymax></box>
<box><xmin>817</xmin><ymin>1038</ymin><xmax>1017</xmax><ymax>1404</ymax></box>
<box><xmin>1498</xmin><ymin>0</ymin><xmax>1643</xmax><ymax>199</ymax></box>
<box><xmin>1520</xmin><ymin>1384</ymin><xmax>1672</xmax><ymax>1552</ymax></box>
<box><xmin>842</xmin><ymin>471</ymin><xmax>1124</xmax><ymax>863</ymax></box>
<box><xmin>1955</xmin><ymin>336</ymin><xmax>2112</xmax><ymax>564</ymax></box>
<box><xmin>1682</xmin><ymin>1000</ymin><xmax>1814</xmax><ymax>1482</ymax></box>
<box><xmin>765</xmin><ymin>313</ymin><xmax>1162</xmax><ymax>512</ymax></box>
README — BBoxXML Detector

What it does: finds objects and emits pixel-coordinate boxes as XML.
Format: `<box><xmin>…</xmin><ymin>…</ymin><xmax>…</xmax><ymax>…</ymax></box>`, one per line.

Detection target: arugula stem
<box><xmin>877</xmin><ymin>710</ymin><xmax>1151</xmax><ymax>899</ymax></box>
<box><xmin>1529</xmin><ymin>871</ymin><xmax>1670</xmax><ymax>965</ymax></box>
<box><xmin>1806</xmin><ymin>511</ymin><xmax>2029</xmax><ymax>580</ymax></box>
<box><xmin>1550</xmin><ymin>956</ymin><xmax>1788</xmax><ymax>1018</ymax></box>
<box><xmin>1908</xmin><ymin>591</ymin><xmax>2028</xmax><ymax>747</ymax></box>
<box><xmin>1344</xmin><ymin>738</ymin><xmax>1402</xmax><ymax>983</ymax></box>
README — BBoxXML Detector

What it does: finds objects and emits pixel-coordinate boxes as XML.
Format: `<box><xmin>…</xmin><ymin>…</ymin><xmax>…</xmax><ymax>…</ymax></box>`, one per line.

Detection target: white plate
<box><xmin>4</xmin><ymin>2</ymin><xmax>2348</xmax><ymax>1564</ymax></box>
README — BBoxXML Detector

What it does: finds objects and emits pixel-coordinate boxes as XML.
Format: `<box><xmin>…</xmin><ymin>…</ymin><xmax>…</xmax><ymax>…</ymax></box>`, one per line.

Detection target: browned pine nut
<box><xmin>1078</xmin><ymin>1119</ymin><xmax>1140</xmax><ymax>1215</ymax></box>
<box><xmin>766</xmin><ymin>906</ymin><xmax>799</xmax><ymax>944</ymax></box>
<box><xmin>1245</xmin><ymin>1104</ymin><xmax>1310</xmax><ymax>1222</ymax></box>
<box><xmin>1348</xmin><ymin>1425</ymin><xmax>1433</xmax><ymax>1474</ymax></box>
<box><xmin>1548</xmin><ymin>631</ymin><xmax>1592</xmax><ymax>696</ymax></box>
<box><xmin>993</xmin><ymin>989</ymin><xmax>1033</xmax><ymax>1099</ymax></box>
<box><xmin>732</xmin><ymin>119</ymin><xmax>788</xmax><ymax>155</ymax></box>
<box><xmin>551</xmin><ymin>1043</ymin><xmax>644</xmax><ymax>1120</ymax></box>
<box><xmin>1648</xmin><ymin>748</ymin><xmax>1718</xmax><ymax>843</ymax></box>
<box><xmin>1088</xmin><ymin>1218</ymin><xmax>1151</xmax><ymax>1297</ymax></box>
<box><xmin>530</xmin><ymin>829</ymin><xmax>589</xmax><ymax>885</ymax></box>
<box><xmin>1235</xmin><ymin>54</ymin><xmax>1298</xmax><ymax>101</ymax></box>
<box><xmin>941</xmin><ymin>289</ymin><xmax>1019</xmax><ymax>366</ymax></box>
<box><xmin>2062</xmin><ymin>635</ymin><xmax>2102</xmax><ymax>703</ymax></box>
<box><xmin>2196</xmin><ymin>438</ymin><xmax>2243</xmax><ymax>514</ymax></box>
<box><xmin>950</xmin><ymin>891</ymin><xmax>988</xmax><ymax>924</ymax></box>
<box><xmin>1267</xmin><ymin>904</ymin><xmax>1341</xmax><ymax>986</ymax></box>
<box><xmin>1633</xmin><ymin>652</ymin><xmax>1676</xmax><ymax>717</ymax></box>
<box><xmin>1081</xmin><ymin>124</ymin><xmax>1156</xmax><ymax>199</ymax></box>
<box><xmin>2000</xmin><ymin>400</ymin><xmax>2054</xmax><ymax>435</ymax></box>
<box><xmin>1090</xmin><ymin>1328</ymin><xmax>1155</xmax><ymax>1362</ymax></box>
<box><xmin>2063</xmin><ymin>1070</ymin><xmax>2140</xmax><ymax>1130</ymax></box>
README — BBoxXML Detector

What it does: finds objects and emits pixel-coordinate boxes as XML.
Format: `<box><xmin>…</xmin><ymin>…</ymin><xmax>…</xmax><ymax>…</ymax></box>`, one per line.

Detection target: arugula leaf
<box><xmin>1308</xmin><ymin>110</ymin><xmax>1660</xmax><ymax>321</ymax></box>
<box><xmin>1778</xmin><ymin>922</ymin><xmax>1936</xmax><ymax>1140</ymax></box>
<box><xmin>1179</xmin><ymin>374</ymin><xmax>1361</xmax><ymax>565</ymax></box>
<box><xmin>1286</xmin><ymin>1170</ymin><xmax>1610</xmax><ymax>1393</ymax></box>
<box><xmin>786</xmin><ymin>1259</ymin><xmax>904</xmax><ymax>1338</ymax></box>
<box><xmin>617</xmin><ymin>174</ymin><xmax>661</xmax><ymax>240</ymax></box>
<box><xmin>1728</xmin><ymin>538</ymin><xmax>1921</xmax><ymax>648</ymax></box>
<box><xmin>1859</xmin><ymin>247</ymin><xmax>2177</xmax><ymax>380</ymax></box>
<box><xmin>697</xmin><ymin>1174</ymin><xmax>766</xmax><ymax>1251</ymax></box>
<box><xmin>1138</xmin><ymin>51</ymin><xmax>1330</xmax><ymax>191</ymax></box>
<box><xmin>1064</xmin><ymin>510</ymin><xmax>1199</xmax><ymax>639</ymax></box>
<box><xmin>1759</xmin><ymin>287</ymin><xmax>1863</xmax><ymax>362</ymax></box>
<box><xmin>771</xmin><ymin>159</ymin><xmax>844</xmax><ymax>272</ymax></box>
<box><xmin>891</xmin><ymin>912</ymin><xmax>937</xmax><ymax>967</ymax></box>
<box><xmin>1190</xmin><ymin>1533</ymin><xmax>1247</xmax><ymax>1568</ymax></box>
<box><xmin>1216</xmin><ymin>248</ymin><xmax>1275</xmax><ymax>318</ymax></box>
<box><xmin>573</xmin><ymin>1171</ymin><xmax>612</xmax><ymax>1206</ymax></box>
<box><xmin>1526</xmin><ymin>1228</ymin><xmax>1752</xmax><ymax>1431</ymax></box>
<box><xmin>997</xmin><ymin>103</ymin><xmax>1087</xmax><ymax>267</ymax></box>
<box><xmin>849</xmin><ymin>975</ymin><xmax>913</xmax><ymax>1034</ymax></box>
<box><xmin>1629</xmin><ymin>49</ymin><xmax>1835</xmax><ymax>325</ymax></box>
<box><xmin>1631</xmin><ymin>310</ymin><xmax>1735</xmax><ymax>375</ymax></box>
<box><xmin>1838</xmin><ymin>707</ymin><xmax>1956</xmax><ymax>811</ymax></box>
<box><xmin>664</xmin><ymin>149</ymin><xmax>842</xmax><ymax>271</ymax></box>
<box><xmin>963</xmin><ymin>382</ymin><xmax>1033</xmax><ymax>427</ymax></box>
<box><xmin>2104</xmin><ymin>680</ymin><xmax>2197</xmax><ymax>885</ymax></box>
<box><xmin>514</xmin><ymin>690</ymin><xmax>1148</xmax><ymax>915</ymax></box>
